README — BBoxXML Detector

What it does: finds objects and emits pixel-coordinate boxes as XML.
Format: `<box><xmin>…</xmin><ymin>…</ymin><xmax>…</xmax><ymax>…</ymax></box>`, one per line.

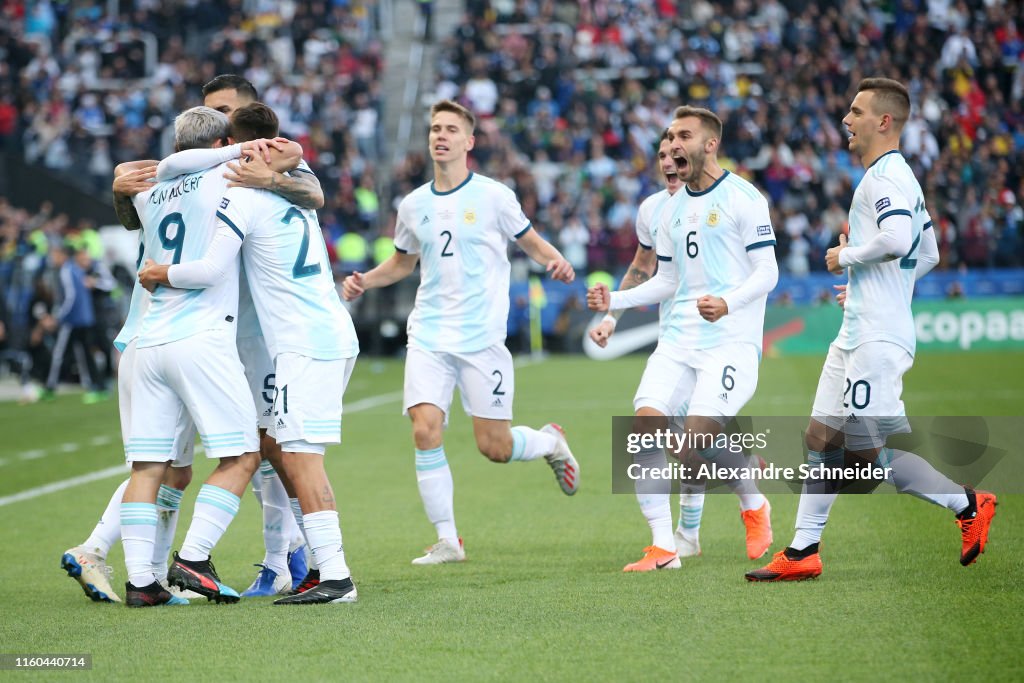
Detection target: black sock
<box><xmin>956</xmin><ymin>487</ymin><xmax>977</xmax><ymax>520</ymax></box>
<box><xmin>785</xmin><ymin>543</ymin><xmax>819</xmax><ymax>560</ymax></box>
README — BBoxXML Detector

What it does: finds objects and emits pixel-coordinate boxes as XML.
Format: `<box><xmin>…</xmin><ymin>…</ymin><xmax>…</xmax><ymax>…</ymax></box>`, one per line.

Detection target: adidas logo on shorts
<box><xmin>718</xmin><ymin>392</ymin><xmax>728</xmax><ymax>403</ymax></box>
<box><xmin>491</xmin><ymin>398</ymin><xmax>503</xmax><ymax>408</ymax></box>
<box><xmin>277</xmin><ymin>418</ymin><xmax>286</xmax><ymax>429</ymax></box>
<box><xmin>846</xmin><ymin>414</ymin><xmax>859</xmax><ymax>423</ymax></box>
<box><xmin>262</xmin><ymin>408</ymin><xmax>272</xmax><ymax>417</ymax></box>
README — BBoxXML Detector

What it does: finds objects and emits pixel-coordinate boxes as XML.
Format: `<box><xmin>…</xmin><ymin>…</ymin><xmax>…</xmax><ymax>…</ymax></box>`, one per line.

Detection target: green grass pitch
<box><xmin>1</xmin><ymin>351</ymin><xmax>1022</xmax><ymax>681</ymax></box>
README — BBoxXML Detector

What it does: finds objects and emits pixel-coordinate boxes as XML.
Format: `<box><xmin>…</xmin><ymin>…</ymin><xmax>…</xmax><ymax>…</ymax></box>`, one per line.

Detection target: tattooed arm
<box><xmin>112</xmin><ymin>161</ymin><xmax>158</xmax><ymax>230</ymax></box>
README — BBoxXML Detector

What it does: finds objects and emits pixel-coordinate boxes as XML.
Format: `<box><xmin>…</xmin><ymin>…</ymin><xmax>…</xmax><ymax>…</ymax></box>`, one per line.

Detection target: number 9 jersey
<box><xmin>132</xmin><ymin>163</ymin><xmax>236</xmax><ymax>348</ymax></box>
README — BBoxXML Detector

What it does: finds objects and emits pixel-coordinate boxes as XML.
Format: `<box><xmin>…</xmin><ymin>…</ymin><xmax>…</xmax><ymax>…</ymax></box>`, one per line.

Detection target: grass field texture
<box><xmin>1</xmin><ymin>351</ymin><xmax>1022</xmax><ymax>682</ymax></box>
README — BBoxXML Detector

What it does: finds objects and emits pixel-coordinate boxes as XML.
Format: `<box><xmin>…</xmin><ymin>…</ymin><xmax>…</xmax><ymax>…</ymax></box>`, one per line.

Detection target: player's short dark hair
<box><xmin>430</xmin><ymin>99</ymin><xmax>476</xmax><ymax>133</ymax></box>
<box><xmin>230</xmin><ymin>103</ymin><xmax>279</xmax><ymax>142</ymax></box>
<box><xmin>202</xmin><ymin>74</ymin><xmax>259</xmax><ymax>103</ymax></box>
<box><xmin>858</xmin><ymin>77</ymin><xmax>911</xmax><ymax>128</ymax></box>
<box><xmin>672</xmin><ymin>105</ymin><xmax>723</xmax><ymax>142</ymax></box>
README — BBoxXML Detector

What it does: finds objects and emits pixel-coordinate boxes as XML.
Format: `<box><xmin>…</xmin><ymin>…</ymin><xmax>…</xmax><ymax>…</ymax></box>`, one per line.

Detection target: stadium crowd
<box><xmin>427</xmin><ymin>0</ymin><xmax>1024</xmax><ymax>274</ymax></box>
<box><xmin>1</xmin><ymin>0</ymin><xmax>385</xmax><ymax>398</ymax></box>
<box><xmin>1</xmin><ymin>0</ymin><xmax>1023</xmax><ymax>393</ymax></box>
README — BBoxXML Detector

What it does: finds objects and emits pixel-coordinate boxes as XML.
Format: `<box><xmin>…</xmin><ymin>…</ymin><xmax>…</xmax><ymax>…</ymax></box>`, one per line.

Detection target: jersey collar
<box><xmin>685</xmin><ymin>170</ymin><xmax>729</xmax><ymax>197</ymax></box>
<box><xmin>431</xmin><ymin>171</ymin><xmax>474</xmax><ymax>196</ymax></box>
<box><xmin>866</xmin><ymin>149</ymin><xmax>902</xmax><ymax>170</ymax></box>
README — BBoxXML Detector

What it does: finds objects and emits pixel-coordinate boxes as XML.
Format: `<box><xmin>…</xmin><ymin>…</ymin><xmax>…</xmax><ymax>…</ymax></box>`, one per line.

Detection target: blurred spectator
<box><xmin>419</xmin><ymin>0</ymin><xmax>1022</xmax><ymax>278</ymax></box>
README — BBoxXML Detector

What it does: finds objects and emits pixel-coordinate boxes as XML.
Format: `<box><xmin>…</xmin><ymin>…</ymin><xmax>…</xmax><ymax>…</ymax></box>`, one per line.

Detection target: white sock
<box><xmin>153</xmin><ymin>484</ymin><xmax>184</xmax><ymax>581</ymax></box>
<box><xmin>415</xmin><ymin>447</ymin><xmax>458</xmax><ymax>542</ymax></box>
<box><xmin>701</xmin><ymin>446</ymin><xmax>766</xmax><ymax>511</ymax></box>
<box><xmin>509</xmin><ymin>426</ymin><xmax>557</xmax><ymax>462</ymax></box>
<box><xmin>881</xmin><ymin>448</ymin><xmax>970</xmax><ymax>513</ymax></box>
<box><xmin>632</xmin><ymin>446</ymin><xmax>674</xmax><ymax>550</ymax></box>
<box><xmin>290</xmin><ymin>498</ymin><xmax>318</xmax><ymax>570</ymax></box>
<box><xmin>677</xmin><ymin>481</ymin><xmax>707</xmax><ymax>543</ymax></box>
<box><xmin>792</xmin><ymin>449</ymin><xmax>842</xmax><ymax>550</ymax></box>
<box><xmin>303</xmin><ymin>510</ymin><xmax>350</xmax><ymax>581</ymax></box>
<box><xmin>178</xmin><ymin>485</ymin><xmax>240</xmax><ymax>562</ymax></box>
<box><xmin>259</xmin><ymin>460</ymin><xmax>291</xmax><ymax>576</ymax></box>
<box><xmin>120</xmin><ymin>502</ymin><xmax>158</xmax><ymax>587</ymax></box>
<box><xmin>83</xmin><ymin>478</ymin><xmax>129</xmax><ymax>557</ymax></box>
<box><xmin>250</xmin><ymin>469</ymin><xmax>264</xmax><ymax>507</ymax></box>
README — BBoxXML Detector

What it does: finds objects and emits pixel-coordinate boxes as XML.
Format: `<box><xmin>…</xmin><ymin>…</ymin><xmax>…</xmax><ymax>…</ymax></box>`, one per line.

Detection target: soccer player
<box><xmin>120</xmin><ymin>106</ymin><xmax>277</xmax><ymax>606</ymax></box>
<box><xmin>62</xmin><ymin>76</ymin><xmax>311</xmax><ymax>604</ymax></box>
<box><xmin>342</xmin><ymin>99</ymin><xmax>580</xmax><ymax>565</ymax></box>
<box><xmin>589</xmin><ymin>131</ymin><xmax>771</xmax><ymax>571</ymax></box>
<box><xmin>746</xmin><ymin>78</ymin><xmax>997</xmax><ymax>582</ymax></box>
<box><xmin>588</xmin><ymin>106</ymin><xmax>779</xmax><ymax>570</ymax></box>
<box><xmin>141</xmin><ymin>102</ymin><xmax>359</xmax><ymax>604</ymax></box>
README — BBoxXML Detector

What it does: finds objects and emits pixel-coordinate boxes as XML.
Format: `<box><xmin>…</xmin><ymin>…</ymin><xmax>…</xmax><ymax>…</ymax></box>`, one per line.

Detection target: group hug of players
<box><xmin>59</xmin><ymin>74</ymin><xmax>994</xmax><ymax>608</ymax></box>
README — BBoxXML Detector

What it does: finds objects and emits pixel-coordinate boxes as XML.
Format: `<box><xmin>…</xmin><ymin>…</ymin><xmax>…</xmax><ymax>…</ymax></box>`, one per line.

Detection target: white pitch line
<box><xmin>0</xmin><ymin>384</ymin><xmax>425</xmax><ymax>508</ymax></box>
<box><xmin>0</xmin><ymin>465</ymin><xmax>129</xmax><ymax>507</ymax></box>
<box><xmin>18</xmin><ymin>449</ymin><xmax>46</xmax><ymax>461</ymax></box>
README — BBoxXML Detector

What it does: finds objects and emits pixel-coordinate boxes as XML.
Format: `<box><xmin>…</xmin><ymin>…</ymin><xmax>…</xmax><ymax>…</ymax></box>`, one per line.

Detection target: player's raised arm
<box><xmin>515</xmin><ymin>228</ymin><xmax>574</xmax><ymax>283</ymax></box>
<box><xmin>112</xmin><ymin>161</ymin><xmax>158</xmax><ymax>230</ymax></box>
<box><xmin>225</xmin><ymin>153</ymin><xmax>323</xmax><ymax>209</ymax></box>
<box><xmin>590</xmin><ymin>244</ymin><xmax>658</xmax><ymax>347</ymax></box>
<box><xmin>342</xmin><ymin>251</ymin><xmax>419</xmax><ymax>301</ymax></box>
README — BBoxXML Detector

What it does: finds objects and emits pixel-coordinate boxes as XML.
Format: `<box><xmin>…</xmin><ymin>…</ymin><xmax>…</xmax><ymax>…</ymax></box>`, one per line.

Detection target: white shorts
<box><xmin>129</xmin><ymin>328</ymin><xmax>258</xmax><ymax>462</ymax></box>
<box><xmin>118</xmin><ymin>339</ymin><xmax>195</xmax><ymax>467</ymax></box>
<box><xmin>633</xmin><ymin>342</ymin><xmax>760</xmax><ymax>419</ymax></box>
<box><xmin>403</xmin><ymin>344</ymin><xmax>514</xmax><ymax>423</ymax></box>
<box><xmin>237</xmin><ymin>334</ymin><xmax>275</xmax><ymax>430</ymax></box>
<box><xmin>268</xmin><ymin>353</ymin><xmax>356</xmax><ymax>455</ymax></box>
<box><xmin>810</xmin><ymin>341</ymin><xmax>913</xmax><ymax>449</ymax></box>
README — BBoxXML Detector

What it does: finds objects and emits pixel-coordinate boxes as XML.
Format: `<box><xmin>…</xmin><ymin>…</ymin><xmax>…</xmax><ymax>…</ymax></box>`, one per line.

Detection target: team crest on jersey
<box><xmin>875</xmin><ymin>197</ymin><xmax>891</xmax><ymax>213</ymax></box>
<box><xmin>707</xmin><ymin>210</ymin><xmax>720</xmax><ymax>227</ymax></box>
<box><xmin>464</xmin><ymin>209</ymin><xmax>476</xmax><ymax>224</ymax></box>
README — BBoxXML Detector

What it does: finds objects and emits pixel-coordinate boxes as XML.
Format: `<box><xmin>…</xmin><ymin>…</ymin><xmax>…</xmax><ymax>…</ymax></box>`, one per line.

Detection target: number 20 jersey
<box><xmin>132</xmin><ymin>163</ymin><xmax>236</xmax><ymax>348</ymax></box>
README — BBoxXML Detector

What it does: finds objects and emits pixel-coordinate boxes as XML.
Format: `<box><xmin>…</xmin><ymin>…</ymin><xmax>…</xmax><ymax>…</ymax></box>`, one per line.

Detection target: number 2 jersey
<box><xmin>132</xmin><ymin>163</ymin><xmax>236</xmax><ymax>348</ymax></box>
<box><xmin>394</xmin><ymin>172</ymin><xmax>531</xmax><ymax>353</ymax></box>
<box><xmin>217</xmin><ymin>186</ymin><xmax>358</xmax><ymax>360</ymax></box>
<box><xmin>654</xmin><ymin>171</ymin><xmax>777</xmax><ymax>352</ymax></box>
<box><xmin>835</xmin><ymin>150</ymin><xmax>931</xmax><ymax>356</ymax></box>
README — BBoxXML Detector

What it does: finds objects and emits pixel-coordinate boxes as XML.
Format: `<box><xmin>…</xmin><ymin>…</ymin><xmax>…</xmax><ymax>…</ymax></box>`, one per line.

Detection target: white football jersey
<box><xmin>654</xmin><ymin>171</ymin><xmax>777</xmax><ymax>351</ymax></box>
<box><xmin>835</xmin><ymin>151</ymin><xmax>930</xmax><ymax>356</ymax></box>
<box><xmin>395</xmin><ymin>172</ymin><xmax>531</xmax><ymax>353</ymax></box>
<box><xmin>217</xmin><ymin>186</ymin><xmax>358</xmax><ymax>360</ymax></box>
<box><xmin>635</xmin><ymin>188</ymin><xmax>677</xmax><ymax>330</ymax></box>
<box><xmin>132</xmin><ymin>162</ymin><xmax>238</xmax><ymax>348</ymax></box>
<box><xmin>113</xmin><ymin>236</ymin><xmax>150</xmax><ymax>352</ymax></box>
<box><xmin>236</xmin><ymin>266</ymin><xmax>262</xmax><ymax>341</ymax></box>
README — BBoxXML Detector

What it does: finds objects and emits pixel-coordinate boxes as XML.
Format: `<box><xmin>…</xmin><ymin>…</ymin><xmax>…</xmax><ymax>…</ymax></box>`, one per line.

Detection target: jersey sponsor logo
<box><xmin>219</xmin><ymin>197</ymin><xmax>230</xmax><ymax>209</ymax></box>
<box><xmin>464</xmin><ymin>209</ymin><xmax>476</xmax><ymax>224</ymax></box>
<box><xmin>874</xmin><ymin>197</ymin><xmax>891</xmax><ymax>213</ymax></box>
<box><xmin>707</xmin><ymin>210</ymin><xmax>720</xmax><ymax>227</ymax></box>
<box><xmin>756</xmin><ymin>225</ymin><xmax>772</xmax><ymax>236</ymax></box>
